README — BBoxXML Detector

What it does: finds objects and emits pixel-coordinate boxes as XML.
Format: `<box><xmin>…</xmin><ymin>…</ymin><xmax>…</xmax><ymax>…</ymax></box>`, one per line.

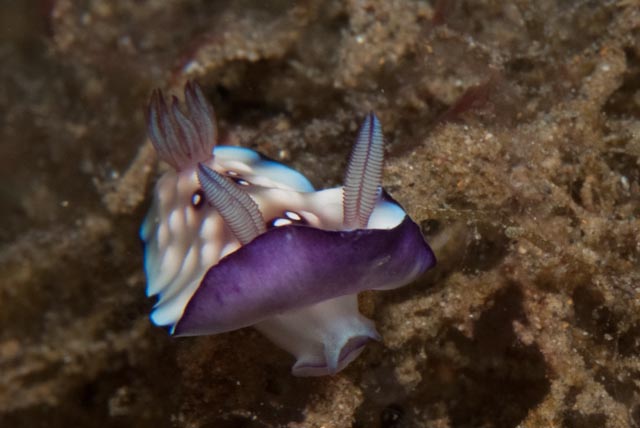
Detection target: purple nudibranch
<box><xmin>140</xmin><ymin>81</ymin><xmax>436</xmax><ymax>376</ymax></box>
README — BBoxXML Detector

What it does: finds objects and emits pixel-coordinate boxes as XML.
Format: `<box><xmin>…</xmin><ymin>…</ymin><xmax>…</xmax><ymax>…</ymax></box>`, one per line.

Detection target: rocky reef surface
<box><xmin>1</xmin><ymin>1</ymin><xmax>639</xmax><ymax>427</ymax></box>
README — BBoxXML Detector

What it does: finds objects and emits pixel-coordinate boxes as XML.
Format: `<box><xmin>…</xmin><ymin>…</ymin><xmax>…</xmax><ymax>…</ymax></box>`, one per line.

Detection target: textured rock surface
<box><xmin>1</xmin><ymin>1</ymin><xmax>639</xmax><ymax>427</ymax></box>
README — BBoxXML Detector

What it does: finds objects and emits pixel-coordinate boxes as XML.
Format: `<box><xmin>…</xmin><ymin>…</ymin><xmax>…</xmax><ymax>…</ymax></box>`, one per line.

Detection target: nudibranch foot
<box><xmin>255</xmin><ymin>295</ymin><xmax>380</xmax><ymax>376</ymax></box>
<box><xmin>141</xmin><ymin>81</ymin><xmax>436</xmax><ymax>376</ymax></box>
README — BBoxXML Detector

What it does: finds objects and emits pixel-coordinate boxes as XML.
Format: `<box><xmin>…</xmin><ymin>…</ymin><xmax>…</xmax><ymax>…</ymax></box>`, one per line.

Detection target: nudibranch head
<box><xmin>141</xmin><ymin>81</ymin><xmax>436</xmax><ymax>376</ymax></box>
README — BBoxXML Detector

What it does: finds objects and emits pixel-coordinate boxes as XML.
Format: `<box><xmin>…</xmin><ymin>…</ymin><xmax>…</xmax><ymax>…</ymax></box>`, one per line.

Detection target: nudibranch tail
<box><xmin>196</xmin><ymin>164</ymin><xmax>265</xmax><ymax>245</ymax></box>
<box><xmin>146</xmin><ymin>81</ymin><xmax>217</xmax><ymax>171</ymax></box>
<box><xmin>343</xmin><ymin>112</ymin><xmax>384</xmax><ymax>229</ymax></box>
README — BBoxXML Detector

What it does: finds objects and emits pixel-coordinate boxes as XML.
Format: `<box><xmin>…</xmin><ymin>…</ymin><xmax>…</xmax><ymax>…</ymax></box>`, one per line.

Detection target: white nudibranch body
<box><xmin>141</xmin><ymin>81</ymin><xmax>435</xmax><ymax>376</ymax></box>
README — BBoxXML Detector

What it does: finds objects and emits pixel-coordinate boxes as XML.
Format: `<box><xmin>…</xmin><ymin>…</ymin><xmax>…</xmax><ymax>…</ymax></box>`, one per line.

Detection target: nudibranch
<box><xmin>140</xmin><ymin>81</ymin><xmax>436</xmax><ymax>376</ymax></box>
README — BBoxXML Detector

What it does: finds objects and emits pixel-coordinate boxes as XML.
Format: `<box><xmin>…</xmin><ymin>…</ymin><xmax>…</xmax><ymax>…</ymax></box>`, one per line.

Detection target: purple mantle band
<box><xmin>174</xmin><ymin>215</ymin><xmax>435</xmax><ymax>336</ymax></box>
